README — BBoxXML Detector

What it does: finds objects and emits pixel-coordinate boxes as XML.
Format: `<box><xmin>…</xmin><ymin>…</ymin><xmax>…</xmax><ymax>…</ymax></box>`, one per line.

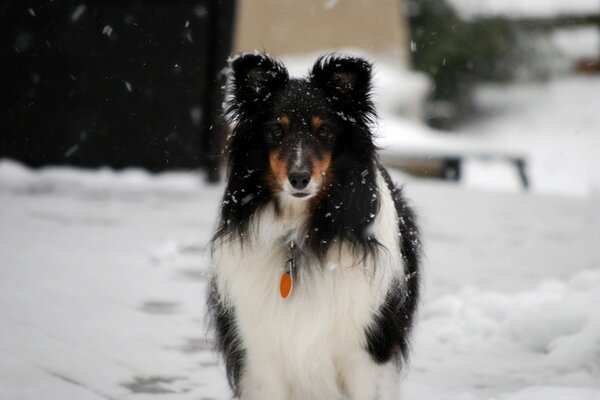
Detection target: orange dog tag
<box><xmin>280</xmin><ymin>272</ymin><xmax>293</xmax><ymax>298</ymax></box>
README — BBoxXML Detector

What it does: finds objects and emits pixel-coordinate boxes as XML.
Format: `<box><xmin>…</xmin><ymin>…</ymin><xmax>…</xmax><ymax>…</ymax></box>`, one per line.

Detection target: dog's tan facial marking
<box><xmin>311</xmin><ymin>152</ymin><xmax>332</xmax><ymax>185</ymax></box>
<box><xmin>311</xmin><ymin>115</ymin><xmax>322</xmax><ymax>131</ymax></box>
<box><xmin>268</xmin><ymin>150</ymin><xmax>288</xmax><ymax>192</ymax></box>
<box><xmin>278</xmin><ymin>115</ymin><xmax>290</xmax><ymax>129</ymax></box>
<box><xmin>308</xmin><ymin>152</ymin><xmax>333</xmax><ymax>207</ymax></box>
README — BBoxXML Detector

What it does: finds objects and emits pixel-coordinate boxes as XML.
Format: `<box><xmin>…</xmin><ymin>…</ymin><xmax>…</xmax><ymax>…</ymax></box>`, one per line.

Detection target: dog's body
<box><xmin>208</xmin><ymin>53</ymin><xmax>420</xmax><ymax>399</ymax></box>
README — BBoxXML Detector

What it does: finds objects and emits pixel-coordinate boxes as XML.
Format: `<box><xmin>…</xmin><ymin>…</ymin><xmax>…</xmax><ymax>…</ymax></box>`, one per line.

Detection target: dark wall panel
<box><xmin>0</xmin><ymin>0</ymin><xmax>235</xmax><ymax>172</ymax></box>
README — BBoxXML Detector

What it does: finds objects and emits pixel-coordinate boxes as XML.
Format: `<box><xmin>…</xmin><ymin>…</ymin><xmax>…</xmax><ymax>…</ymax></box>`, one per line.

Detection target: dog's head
<box><xmin>226</xmin><ymin>53</ymin><xmax>375</xmax><ymax>202</ymax></box>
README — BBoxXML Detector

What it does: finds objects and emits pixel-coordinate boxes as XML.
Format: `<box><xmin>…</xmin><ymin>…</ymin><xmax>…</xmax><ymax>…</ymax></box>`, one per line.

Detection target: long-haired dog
<box><xmin>208</xmin><ymin>53</ymin><xmax>421</xmax><ymax>399</ymax></box>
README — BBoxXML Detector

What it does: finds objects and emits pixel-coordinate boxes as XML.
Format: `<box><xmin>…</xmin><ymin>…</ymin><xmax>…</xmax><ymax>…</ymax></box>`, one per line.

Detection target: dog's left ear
<box><xmin>310</xmin><ymin>55</ymin><xmax>373</xmax><ymax>106</ymax></box>
<box><xmin>228</xmin><ymin>52</ymin><xmax>288</xmax><ymax>115</ymax></box>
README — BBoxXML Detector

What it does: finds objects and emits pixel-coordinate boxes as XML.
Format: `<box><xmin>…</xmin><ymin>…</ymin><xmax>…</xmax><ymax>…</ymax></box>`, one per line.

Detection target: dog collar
<box><xmin>280</xmin><ymin>241</ymin><xmax>297</xmax><ymax>299</ymax></box>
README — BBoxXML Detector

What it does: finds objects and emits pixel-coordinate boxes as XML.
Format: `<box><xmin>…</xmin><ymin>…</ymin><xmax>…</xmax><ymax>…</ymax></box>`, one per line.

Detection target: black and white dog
<box><xmin>208</xmin><ymin>53</ymin><xmax>421</xmax><ymax>399</ymax></box>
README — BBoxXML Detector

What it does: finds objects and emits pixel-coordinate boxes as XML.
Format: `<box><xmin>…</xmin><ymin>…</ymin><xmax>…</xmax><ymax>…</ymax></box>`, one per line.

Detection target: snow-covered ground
<box><xmin>1</xmin><ymin>159</ymin><xmax>599</xmax><ymax>400</ymax></box>
<box><xmin>456</xmin><ymin>76</ymin><xmax>600</xmax><ymax>196</ymax></box>
<box><xmin>550</xmin><ymin>27</ymin><xmax>600</xmax><ymax>63</ymax></box>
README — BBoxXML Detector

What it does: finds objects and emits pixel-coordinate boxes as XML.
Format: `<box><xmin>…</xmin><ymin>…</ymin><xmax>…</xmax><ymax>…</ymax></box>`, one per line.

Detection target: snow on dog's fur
<box><xmin>208</xmin><ymin>53</ymin><xmax>421</xmax><ymax>399</ymax></box>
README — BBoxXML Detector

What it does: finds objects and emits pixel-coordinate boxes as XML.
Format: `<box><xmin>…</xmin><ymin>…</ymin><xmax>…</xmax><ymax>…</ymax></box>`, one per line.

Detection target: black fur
<box><xmin>206</xmin><ymin>280</ymin><xmax>245</xmax><ymax>395</ymax></box>
<box><xmin>208</xmin><ymin>53</ymin><xmax>421</xmax><ymax>391</ymax></box>
<box><xmin>366</xmin><ymin>166</ymin><xmax>421</xmax><ymax>364</ymax></box>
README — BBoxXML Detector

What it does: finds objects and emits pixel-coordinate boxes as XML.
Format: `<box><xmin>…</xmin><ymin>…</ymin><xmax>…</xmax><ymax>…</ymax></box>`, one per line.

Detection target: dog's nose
<box><xmin>288</xmin><ymin>171</ymin><xmax>311</xmax><ymax>190</ymax></box>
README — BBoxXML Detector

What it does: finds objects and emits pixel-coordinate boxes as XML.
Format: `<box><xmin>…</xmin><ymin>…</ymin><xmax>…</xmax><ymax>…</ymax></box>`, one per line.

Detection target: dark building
<box><xmin>1</xmin><ymin>0</ymin><xmax>235</xmax><ymax>180</ymax></box>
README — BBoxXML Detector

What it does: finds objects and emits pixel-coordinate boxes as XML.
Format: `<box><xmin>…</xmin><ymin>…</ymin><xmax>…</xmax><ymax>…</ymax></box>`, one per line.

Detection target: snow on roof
<box><xmin>447</xmin><ymin>0</ymin><xmax>600</xmax><ymax>20</ymax></box>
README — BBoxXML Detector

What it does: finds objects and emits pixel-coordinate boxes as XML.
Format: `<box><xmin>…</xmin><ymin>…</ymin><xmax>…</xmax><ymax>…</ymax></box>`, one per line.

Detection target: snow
<box><xmin>70</xmin><ymin>5</ymin><xmax>87</xmax><ymax>23</ymax></box>
<box><xmin>102</xmin><ymin>25</ymin><xmax>113</xmax><ymax>37</ymax></box>
<box><xmin>323</xmin><ymin>0</ymin><xmax>338</xmax><ymax>11</ymax></box>
<box><xmin>455</xmin><ymin>76</ymin><xmax>600</xmax><ymax>196</ymax></box>
<box><xmin>498</xmin><ymin>387</ymin><xmax>600</xmax><ymax>400</ymax></box>
<box><xmin>376</xmin><ymin>115</ymin><xmax>523</xmax><ymax>159</ymax></box>
<box><xmin>415</xmin><ymin>270</ymin><xmax>600</xmax><ymax>396</ymax></box>
<box><xmin>461</xmin><ymin>158</ymin><xmax>523</xmax><ymax>192</ymax></box>
<box><xmin>550</xmin><ymin>27</ymin><xmax>600</xmax><ymax>63</ymax></box>
<box><xmin>1</xmin><ymin>160</ymin><xmax>599</xmax><ymax>399</ymax></box>
<box><xmin>0</xmin><ymin>161</ymin><xmax>222</xmax><ymax>399</ymax></box>
<box><xmin>447</xmin><ymin>0</ymin><xmax>600</xmax><ymax>20</ymax></box>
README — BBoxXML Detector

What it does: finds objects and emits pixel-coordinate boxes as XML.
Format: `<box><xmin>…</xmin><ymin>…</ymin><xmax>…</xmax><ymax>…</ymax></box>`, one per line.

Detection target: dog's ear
<box><xmin>310</xmin><ymin>55</ymin><xmax>373</xmax><ymax>107</ymax></box>
<box><xmin>229</xmin><ymin>53</ymin><xmax>288</xmax><ymax>112</ymax></box>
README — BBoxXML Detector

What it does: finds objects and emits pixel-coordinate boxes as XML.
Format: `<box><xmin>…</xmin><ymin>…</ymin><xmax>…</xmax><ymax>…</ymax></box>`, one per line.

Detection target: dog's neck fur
<box><xmin>275</xmin><ymin>193</ymin><xmax>310</xmax><ymax>222</ymax></box>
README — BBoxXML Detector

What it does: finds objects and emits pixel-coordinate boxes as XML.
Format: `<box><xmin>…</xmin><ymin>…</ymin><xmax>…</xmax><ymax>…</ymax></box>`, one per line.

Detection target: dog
<box><xmin>207</xmin><ymin>53</ymin><xmax>421</xmax><ymax>399</ymax></box>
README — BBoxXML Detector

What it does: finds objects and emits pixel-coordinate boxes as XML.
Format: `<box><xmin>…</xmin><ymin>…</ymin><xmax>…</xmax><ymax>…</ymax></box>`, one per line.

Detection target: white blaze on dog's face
<box><xmin>267</xmin><ymin>114</ymin><xmax>333</xmax><ymax>201</ymax></box>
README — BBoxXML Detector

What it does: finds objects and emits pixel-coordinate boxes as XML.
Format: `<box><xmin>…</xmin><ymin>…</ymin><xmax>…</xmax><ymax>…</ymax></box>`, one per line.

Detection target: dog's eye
<box><xmin>270</xmin><ymin>125</ymin><xmax>284</xmax><ymax>140</ymax></box>
<box><xmin>318</xmin><ymin>126</ymin><xmax>331</xmax><ymax>138</ymax></box>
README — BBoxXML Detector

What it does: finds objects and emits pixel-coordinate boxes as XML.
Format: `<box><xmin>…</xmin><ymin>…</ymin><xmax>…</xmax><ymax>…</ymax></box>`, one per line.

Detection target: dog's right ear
<box><xmin>228</xmin><ymin>53</ymin><xmax>288</xmax><ymax>113</ymax></box>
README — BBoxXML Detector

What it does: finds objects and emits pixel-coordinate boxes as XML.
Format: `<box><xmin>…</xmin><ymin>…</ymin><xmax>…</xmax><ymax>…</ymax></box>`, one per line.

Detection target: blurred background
<box><xmin>1</xmin><ymin>1</ymin><xmax>599</xmax><ymax>399</ymax></box>
<box><xmin>3</xmin><ymin>0</ymin><xmax>600</xmax><ymax>194</ymax></box>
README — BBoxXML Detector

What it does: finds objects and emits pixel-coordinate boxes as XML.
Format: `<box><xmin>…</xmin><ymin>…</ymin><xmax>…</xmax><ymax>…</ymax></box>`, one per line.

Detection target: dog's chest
<box><xmin>223</xmin><ymin>238</ymin><xmax>379</xmax><ymax>329</ymax></box>
<box><xmin>218</xmin><ymin>238</ymin><xmax>383</xmax><ymax>377</ymax></box>
<box><xmin>215</xmin><ymin>234</ymin><xmax>394</xmax><ymax>396</ymax></box>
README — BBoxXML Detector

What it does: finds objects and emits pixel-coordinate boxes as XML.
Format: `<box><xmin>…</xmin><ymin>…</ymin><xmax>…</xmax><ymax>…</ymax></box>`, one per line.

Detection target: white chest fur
<box><xmin>212</xmin><ymin>170</ymin><xmax>405</xmax><ymax>399</ymax></box>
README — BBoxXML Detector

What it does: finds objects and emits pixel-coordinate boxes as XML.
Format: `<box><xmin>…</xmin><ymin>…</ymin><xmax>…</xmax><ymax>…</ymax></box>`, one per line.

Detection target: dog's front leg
<box><xmin>238</xmin><ymin>359</ymin><xmax>289</xmax><ymax>400</ymax></box>
<box><xmin>341</xmin><ymin>351</ymin><xmax>400</xmax><ymax>400</ymax></box>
